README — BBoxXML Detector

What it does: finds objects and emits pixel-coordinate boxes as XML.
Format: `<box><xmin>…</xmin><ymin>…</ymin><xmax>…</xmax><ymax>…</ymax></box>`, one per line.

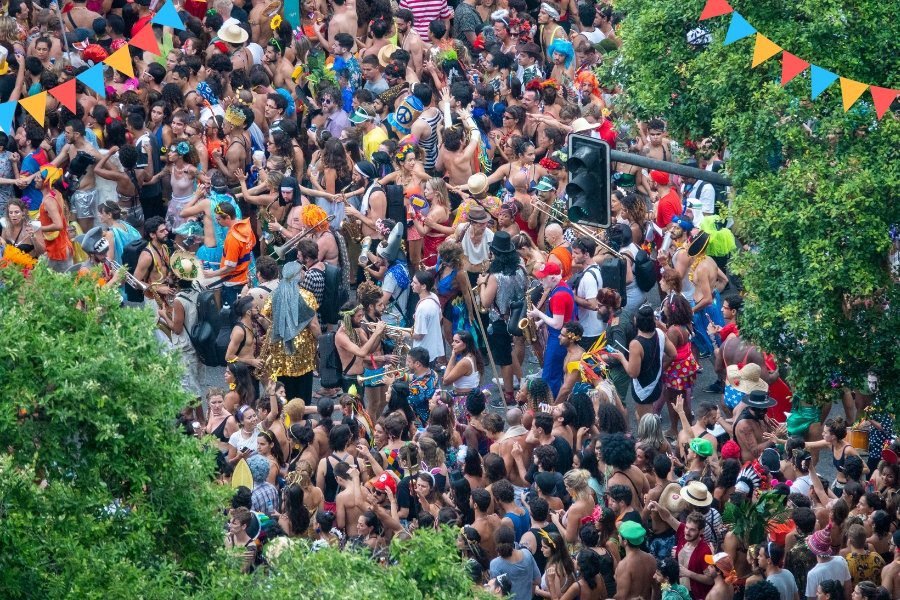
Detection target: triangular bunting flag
<box><xmin>699</xmin><ymin>0</ymin><xmax>733</xmax><ymax>20</ymax></box>
<box><xmin>870</xmin><ymin>86</ymin><xmax>900</xmax><ymax>120</ymax></box>
<box><xmin>76</xmin><ymin>63</ymin><xmax>106</xmax><ymax>98</ymax></box>
<box><xmin>723</xmin><ymin>13</ymin><xmax>755</xmax><ymax>45</ymax></box>
<box><xmin>48</xmin><ymin>79</ymin><xmax>78</xmax><ymax>113</ymax></box>
<box><xmin>0</xmin><ymin>101</ymin><xmax>16</xmax><ymax>134</ymax></box>
<box><xmin>130</xmin><ymin>22</ymin><xmax>161</xmax><ymax>55</ymax></box>
<box><xmin>839</xmin><ymin>78</ymin><xmax>869</xmax><ymax>112</ymax></box>
<box><xmin>152</xmin><ymin>0</ymin><xmax>185</xmax><ymax>30</ymax></box>
<box><xmin>810</xmin><ymin>65</ymin><xmax>838</xmax><ymax>99</ymax></box>
<box><xmin>780</xmin><ymin>52</ymin><xmax>809</xmax><ymax>86</ymax></box>
<box><xmin>751</xmin><ymin>34</ymin><xmax>782</xmax><ymax>68</ymax></box>
<box><xmin>19</xmin><ymin>92</ymin><xmax>47</xmax><ymax>126</ymax></box>
<box><xmin>104</xmin><ymin>45</ymin><xmax>135</xmax><ymax>78</ymax></box>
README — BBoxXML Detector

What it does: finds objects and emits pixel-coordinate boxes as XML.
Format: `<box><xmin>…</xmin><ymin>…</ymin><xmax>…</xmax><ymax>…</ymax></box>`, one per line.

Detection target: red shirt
<box><xmin>655</xmin><ymin>189</ymin><xmax>682</xmax><ymax>229</ymax></box>
<box><xmin>548</xmin><ymin>283</ymin><xmax>575</xmax><ymax>324</ymax></box>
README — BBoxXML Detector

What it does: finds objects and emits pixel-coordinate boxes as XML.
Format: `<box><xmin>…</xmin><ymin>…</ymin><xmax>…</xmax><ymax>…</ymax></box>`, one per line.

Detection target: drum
<box><xmin>849</xmin><ymin>428</ymin><xmax>869</xmax><ymax>451</ymax></box>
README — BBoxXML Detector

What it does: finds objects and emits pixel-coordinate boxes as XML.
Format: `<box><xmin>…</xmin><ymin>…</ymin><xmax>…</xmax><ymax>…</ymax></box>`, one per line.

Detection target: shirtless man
<box><xmin>614</xmin><ymin>521</ymin><xmax>657</xmax><ymax>600</ymax></box>
<box><xmin>470</xmin><ymin>488</ymin><xmax>501</xmax><ymax>559</ymax></box>
<box><xmin>521</xmin><ymin>88</ymin><xmax>552</xmax><ymax>158</ymax></box>
<box><xmin>705</xmin><ymin>553</ymin><xmax>736</xmax><ymax>600</ymax></box>
<box><xmin>133</xmin><ymin>216</ymin><xmax>175</xmax><ymax>303</ymax></box>
<box><xmin>880</xmin><ymin>531</ymin><xmax>900</xmax><ymax>599</ymax></box>
<box><xmin>263</xmin><ymin>39</ymin><xmax>295</xmax><ymax>91</ymax></box>
<box><xmin>334</xmin><ymin>305</ymin><xmax>387</xmax><ymax>391</ymax></box>
<box><xmin>212</xmin><ymin>105</ymin><xmax>250</xmax><ymax>189</ymax></box>
<box><xmin>675</xmin><ymin>397</ymin><xmax>721</xmax><ymax>457</ymax></box>
<box><xmin>674</xmin><ymin>231</ymin><xmax>728</xmax><ymax>357</ymax></box>
<box><xmin>490</xmin><ymin>408</ymin><xmax>535</xmax><ymax>488</ymax></box>
<box><xmin>642</xmin><ymin>118</ymin><xmax>675</xmax><ymax>162</ymax></box>
<box><xmin>225</xmin><ymin>295</ymin><xmax>263</xmax><ymax>369</ymax></box>
<box><xmin>64</xmin><ymin>0</ymin><xmax>101</xmax><ymax>31</ymax></box>
<box><xmin>325</xmin><ymin>0</ymin><xmax>357</xmax><ymax>49</ymax></box>
<box><xmin>434</xmin><ymin>107</ymin><xmax>480</xmax><ymax>186</ymax></box>
<box><xmin>396</xmin><ymin>9</ymin><xmax>426</xmax><ymax>76</ymax></box>
<box><xmin>732</xmin><ymin>391</ymin><xmax>777</xmax><ymax>463</ymax></box>
<box><xmin>50</xmin><ymin>119</ymin><xmax>102</xmax><ymax>233</ymax></box>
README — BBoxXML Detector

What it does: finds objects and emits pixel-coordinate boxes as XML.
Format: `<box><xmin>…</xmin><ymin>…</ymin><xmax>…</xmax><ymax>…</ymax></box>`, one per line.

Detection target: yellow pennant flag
<box><xmin>751</xmin><ymin>34</ymin><xmax>782</xmax><ymax>68</ymax></box>
<box><xmin>104</xmin><ymin>45</ymin><xmax>135</xmax><ymax>79</ymax></box>
<box><xmin>19</xmin><ymin>91</ymin><xmax>47</xmax><ymax>126</ymax></box>
<box><xmin>839</xmin><ymin>77</ymin><xmax>869</xmax><ymax>111</ymax></box>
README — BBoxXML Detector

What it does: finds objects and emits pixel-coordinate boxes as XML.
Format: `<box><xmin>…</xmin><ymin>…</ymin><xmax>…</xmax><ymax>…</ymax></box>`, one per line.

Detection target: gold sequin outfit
<box><xmin>260</xmin><ymin>288</ymin><xmax>319</xmax><ymax>378</ymax></box>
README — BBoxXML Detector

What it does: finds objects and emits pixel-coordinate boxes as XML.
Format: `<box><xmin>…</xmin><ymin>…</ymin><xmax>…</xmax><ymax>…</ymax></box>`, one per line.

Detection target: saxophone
<box><xmin>518</xmin><ymin>285</ymin><xmax>539</xmax><ymax>344</ymax></box>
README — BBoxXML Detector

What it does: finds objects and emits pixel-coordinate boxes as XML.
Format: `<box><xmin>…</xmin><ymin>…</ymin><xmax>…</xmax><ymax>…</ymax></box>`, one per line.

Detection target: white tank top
<box><xmin>453</xmin><ymin>356</ymin><xmax>481</xmax><ymax>390</ymax></box>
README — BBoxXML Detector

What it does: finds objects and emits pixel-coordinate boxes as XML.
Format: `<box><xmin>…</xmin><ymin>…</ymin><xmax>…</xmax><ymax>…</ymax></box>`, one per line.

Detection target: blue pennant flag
<box><xmin>152</xmin><ymin>0</ymin><xmax>185</xmax><ymax>30</ymax></box>
<box><xmin>0</xmin><ymin>101</ymin><xmax>16</xmax><ymax>134</ymax></box>
<box><xmin>810</xmin><ymin>65</ymin><xmax>838</xmax><ymax>99</ymax></box>
<box><xmin>76</xmin><ymin>64</ymin><xmax>106</xmax><ymax>98</ymax></box>
<box><xmin>723</xmin><ymin>13</ymin><xmax>756</xmax><ymax>45</ymax></box>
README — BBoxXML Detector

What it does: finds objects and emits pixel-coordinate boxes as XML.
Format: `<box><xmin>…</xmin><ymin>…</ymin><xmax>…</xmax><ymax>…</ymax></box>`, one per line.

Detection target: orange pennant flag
<box><xmin>130</xmin><ymin>22</ymin><xmax>161</xmax><ymax>55</ymax></box>
<box><xmin>839</xmin><ymin>78</ymin><xmax>868</xmax><ymax>112</ymax></box>
<box><xmin>751</xmin><ymin>34</ymin><xmax>781</xmax><ymax>68</ymax></box>
<box><xmin>19</xmin><ymin>92</ymin><xmax>47</xmax><ymax>126</ymax></box>
<box><xmin>870</xmin><ymin>86</ymin><xmax>899</xmax><ymax>119</ymax></box>
<box><xmin>699</xmin><ymin>0</ymin><xmax>733</xmax><ymax>20</ymax></box>
<box><xmin>104</xmin><ymin>45</ymin><xmax>135</xmax><ymax>78</ymax></box>
<box><xmin>48</xmin><ymin>79</ymin><xmax>78</xmax><ymax>113</ymax></box>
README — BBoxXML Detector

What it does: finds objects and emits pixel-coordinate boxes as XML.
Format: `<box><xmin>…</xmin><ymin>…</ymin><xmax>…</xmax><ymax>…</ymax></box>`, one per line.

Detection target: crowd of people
<box><xmin>0</xmin><ymin>0</ymin><xmax>895</xmax><ymax>598</ymax></box>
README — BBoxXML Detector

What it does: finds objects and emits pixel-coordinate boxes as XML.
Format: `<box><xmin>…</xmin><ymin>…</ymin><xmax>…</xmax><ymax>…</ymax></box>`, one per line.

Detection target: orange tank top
<box><xmin>550</xmin><ymin>245</ymin><xmax>573</xmax><ymax>279</ymax></box>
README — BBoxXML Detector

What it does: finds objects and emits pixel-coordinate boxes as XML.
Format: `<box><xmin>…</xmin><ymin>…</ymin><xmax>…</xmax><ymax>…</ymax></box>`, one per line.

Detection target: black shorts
<box><xmin>486</xmin><ymin>318</ymin><xmax>513</xmax><ymax>367</ymax></box>
<box><xmin>632</xmin><ymin>379</ymin><xmax>663</xmax><ymax>405</ymax></box>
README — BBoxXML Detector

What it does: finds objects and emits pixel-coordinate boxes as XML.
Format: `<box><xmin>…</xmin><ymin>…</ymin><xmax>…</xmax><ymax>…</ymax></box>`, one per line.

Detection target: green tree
<box><xmin>0</xmin><ymin>265</ymin><xmax>228</xmax><ymax>598</ymax></box>
<box><xmin>603</xmin><ymin>0</ymin><xmax>900</xmax><ymax>405</ymax></box>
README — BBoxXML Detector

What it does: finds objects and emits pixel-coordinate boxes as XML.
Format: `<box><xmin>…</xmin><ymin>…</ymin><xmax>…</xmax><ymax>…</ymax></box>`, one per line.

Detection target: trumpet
<box><xmin>272</xmin><ymin>214</ymin><xmax>335</xmax><ymax>260</ymax></box>
<box><xmin>357</xmin><ymin>367</ymin><xmax>408</xmax><ymax>385</ymax></box>
<box><xmin>364</xmin><ymin>322</ymin><xmax>413</xmax><ymax>343</ymax></box>
<box><xmin>530</xmin><ymin>199</ymin><xmax>623</xmax><ymax>259</ymax></box>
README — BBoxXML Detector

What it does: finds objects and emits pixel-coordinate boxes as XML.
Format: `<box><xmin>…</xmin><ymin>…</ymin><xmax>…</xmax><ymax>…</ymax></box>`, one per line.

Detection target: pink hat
<box><xmin>721</xmin><ymin>440</ymin><xmax>741</xmax><ymax>461</ymax></box>
<box><xmin>807</xmin><ymin>525</ymin><xmax>833</xmax><ymax>556</ymax></box>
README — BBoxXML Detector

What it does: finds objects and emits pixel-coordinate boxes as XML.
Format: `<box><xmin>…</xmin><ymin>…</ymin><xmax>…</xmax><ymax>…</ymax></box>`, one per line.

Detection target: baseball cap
<box><xmin>704</xmin><ymin>552</ymin><xmax>735</xmax><ymax>574</ymax></box>
<box><xmin>372</xmin><ymin>472</ymin><xmax>397</xmax><ymax>495</ymax></box>
<box><xmin>535</xmin><ymin>174</ymin><xmax>557</xmax><ymax>192</ymax></box>
<box><xmin>533</xmin><ymin>262</ymin><xmax>561</xmax><ymax>279</ymax></box>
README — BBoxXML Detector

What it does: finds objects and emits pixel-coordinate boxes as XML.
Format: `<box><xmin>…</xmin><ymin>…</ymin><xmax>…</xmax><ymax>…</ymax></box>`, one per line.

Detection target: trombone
<box><xmin>357</xmin><ymin>367</ymin><xmax>408</xmax><ymax>385</ymax></box>
<box><xmin>530</xmin><ymin>199</ymin><xmax>623</xmax><ymax>259</ymax></box>
<box><xmin>272</xmin><ymin>214</ymin><xmax>335</xmax><ymax>261</ymax></box>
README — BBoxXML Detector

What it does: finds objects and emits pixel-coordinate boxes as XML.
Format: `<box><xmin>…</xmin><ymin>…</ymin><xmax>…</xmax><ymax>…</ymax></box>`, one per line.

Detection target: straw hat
<box><xmin>658</xmin><ymin>482</ymin><xmax>687</xmax><ymax>515</ymax></box>
<box><xmin>377</xmin><ymin>43</ymin><xmax>399</xmax><ymax>67</ymax></box>
<box><xmin>170</xmin><ymin>251</ymin><xmax>202</xmax><ymax>281</ymax></box>
<box><xmin>218</xmin><ymin>22</ymin><xmax>249</xmax><ymax>45</ymax></box>
<box><xmin>680</xmin><ymin>481</ymin><xmax>713</xmax><ymax>507</ymax></box>
<box><xmin>570</xmin><ymin>117</ymin><xmax>596</xmax><ymax>133</ymax></box>
<box><xmin>735</xmin><ymin>363</ymin><xmax>769</xmax><ymax>394</ymax></box>
<box><xmin>467</xmin><ymin>173</ymin><xmax>489</xmax><ymax>196</ymax></box>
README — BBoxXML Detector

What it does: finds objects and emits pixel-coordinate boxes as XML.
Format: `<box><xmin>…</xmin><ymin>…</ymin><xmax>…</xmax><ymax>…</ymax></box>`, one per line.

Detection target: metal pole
<box><xmin>609</xmin><ymin>150</ymin><xmax>732</xmax><ymax>187</ymax></box>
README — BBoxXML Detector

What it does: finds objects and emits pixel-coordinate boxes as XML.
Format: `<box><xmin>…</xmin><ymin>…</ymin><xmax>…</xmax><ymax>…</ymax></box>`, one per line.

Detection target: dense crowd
<box><xmin>0</xmin><ymin>0</ymin><xmax>895</xmax><ymax>598</ymax></box>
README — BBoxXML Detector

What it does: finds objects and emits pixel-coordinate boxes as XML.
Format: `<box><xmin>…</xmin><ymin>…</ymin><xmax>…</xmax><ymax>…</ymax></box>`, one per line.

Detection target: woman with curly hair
<box><xmin>378</xmin><ymin>142</ymin><xmax>429</xmax><ymax>266</ymax></box>
<box><xmin>614</xmin><ymin>190</ymin><xmax>649</xmax><ymax>246</ymax></box>
<box><xmin>600</xmin><ymin>433</ymin><xmax>649</xmax><ymax>508</ymax></box>
<box><xmin>563</xmin><ymin>549</ymin><xmax>607</xmax><ymax>599</ymax></box>
<box><xmin>516</xmin><ymin>377</ymin><xmax>553</xmax><ymax>428</ymax></box>
<box><xmin>655</xmin><ymin>293</ymin><xmax>700</xmax><ymax>433</ymax></box>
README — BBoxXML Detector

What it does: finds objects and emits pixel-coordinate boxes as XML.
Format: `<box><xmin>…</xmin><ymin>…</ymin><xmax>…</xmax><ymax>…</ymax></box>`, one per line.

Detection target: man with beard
<box><xmin>396</xmin><ymin>9</ymin><xmax>425</xmax><ymax>75</ymax></box>
<box><xmin>732</xmin><ymin>390</ymin><xmax>777</xmax><ymax>463</ymax></box>
<box><xmin>263</xmin><ymin>38</ymin><xmax>295</xmax><ymax>91</ymax></box>
<box><xmin>212</xmin><ymin>105</ymin><xmax>250</xmax><ymax>189</ymax></box>
<box><xmin>344</xmin><ymin>160</ymin><xmax>387</xmax><ymax>248</ymax></box>
<box><xmin>675</xmin><ymin>400</ymin><xmax>722</xmax><ymax>457</ymax></box>
<box><xmin>614</xmin><ymin>521</ymin><xmax>657</xmax><ymax>600</ymax></box>
<box><xmin>319</xmin><ymin>86</ymin><xmax>352</xmax><ymax>140</ymax></box>
<box><xmin>334</xmin><ymin>303</ymin><xmax>388</xmax><ymax>392</ymax></box>
<box><xmin>653</xmin><ymin>507</ymin><xmax>714</xmax><ymax>598</ymax></box>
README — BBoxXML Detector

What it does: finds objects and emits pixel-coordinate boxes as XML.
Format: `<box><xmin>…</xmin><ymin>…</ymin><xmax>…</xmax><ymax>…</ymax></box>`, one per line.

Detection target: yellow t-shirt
<box><xmin>363</xmin><ymin>126</ymin><xmax>388</xmax><ymax>161</ymax></box>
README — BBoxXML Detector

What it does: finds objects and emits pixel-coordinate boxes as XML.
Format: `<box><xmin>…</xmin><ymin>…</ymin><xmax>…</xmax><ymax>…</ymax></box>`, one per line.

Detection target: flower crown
<box><xmin>224</xmin><ymin>104</ymin><xmax>247</xmax><ymax>127</ymax></box>
<box><xmin>395</xmin><ymin>143</ymin><xmax>416</xmax><ymax>161</ymax></box>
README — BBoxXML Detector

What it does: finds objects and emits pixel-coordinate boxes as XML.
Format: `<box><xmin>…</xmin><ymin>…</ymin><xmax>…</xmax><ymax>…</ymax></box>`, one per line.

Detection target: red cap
<box><xmin>721</xmin><ymin>439</ymin><xmax>741</xmax><ymax>460</ymax></box>
<box><xmin>533</xmin><ymin>262</ymin><xmax>562</xmax><ymax>279</ymax></box>
<box><xmin>649</xmin><ymin>170</ymin><xmax>670</xmax><ymax>186</ymax></box>
<box><xmin>372</xmin><ymin>472</ymin><xmax>397</xmax><ymax>494</ymax></box>
<box><xmin>882</xmin><ymin>448</ymin><xmax>898</xmax><ymax>465</ymax></box>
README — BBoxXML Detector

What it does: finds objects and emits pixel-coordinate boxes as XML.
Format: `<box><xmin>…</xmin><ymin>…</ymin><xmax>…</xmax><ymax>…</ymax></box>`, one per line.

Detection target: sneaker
<box><xmin>704</xmin><ymin>380</ymin><xmax>725</xmax><ymax>394</ymax></box>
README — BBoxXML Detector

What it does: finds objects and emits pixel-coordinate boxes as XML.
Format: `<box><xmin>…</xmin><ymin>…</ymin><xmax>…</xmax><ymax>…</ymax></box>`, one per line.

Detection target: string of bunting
<box><xmin>699</xmin><ymin>0</ymin><xmax>899</xmax><ymax>119</ymax></box>
<box><xmin>0</xmin><ymin>0</ymin><xmax>185</xmax><ymax>133</ymax></box>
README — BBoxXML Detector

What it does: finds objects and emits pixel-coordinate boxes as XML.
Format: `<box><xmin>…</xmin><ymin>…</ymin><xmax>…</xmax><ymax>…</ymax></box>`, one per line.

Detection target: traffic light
<box><xmin>566</xmin><ymin>134</ymin><xmax>611</xmax><ymax>228</ymax></box>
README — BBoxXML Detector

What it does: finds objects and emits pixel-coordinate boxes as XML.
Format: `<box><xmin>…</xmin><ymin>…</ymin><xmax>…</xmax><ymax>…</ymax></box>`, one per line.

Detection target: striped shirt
<box><xmin>399</xmin><ymin>0</ymin><xmax>453</xmax><ymax>40</ymax></box>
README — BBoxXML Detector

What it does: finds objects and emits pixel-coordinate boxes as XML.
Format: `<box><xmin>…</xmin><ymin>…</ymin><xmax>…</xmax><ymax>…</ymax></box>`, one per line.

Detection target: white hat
<box><xmin>570</xmin><ymin>118</ymin><xmax>596</xmax><ymax>133</ymax></box>
<box><xmin>218</xmin><ymin>22</ymin><xmax>249</xmax><ymax>45</ymax></box>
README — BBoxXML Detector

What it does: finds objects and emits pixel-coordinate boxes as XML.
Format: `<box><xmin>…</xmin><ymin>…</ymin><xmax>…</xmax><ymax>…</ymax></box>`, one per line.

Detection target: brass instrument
<box><xmin>472</xmin><ymin>261</ymin><xmax>490</xmax><ymax>314</ymax></box>
<box><xmin>358</xmin><ymin>236</ymin><xmax>375</xmax><ymax>283</ymax></box>
<box><xmin>357</xmin><ymin>367</ymin><xmax>408</xmax><ymax>385</ymax></box>
<box><xmin>518</xmin><ymin>284</ymin><xmax>540</xmax><ymax>345</ymax></box>
<box><xmin>364</xmin><ymin>322</ymin><xmax>413</xmax><ymax>339</ymax></box>
<box><xmin>530</xmin><ymin>199</ymin><xmax>623</xmax><ymax>259</ymax></box>
<box><xmin>259</xmin><ymin>197</ymin><xmax>282</xmax><ymax>246</ymax></box>
<box><xmin>105</xmin><ymin>258</ymin><xmax>173</xmax><ymax>338</ymax></box>
<box><xmin>272</xmin><ymin>214</ymin><xmax>335</xmax><ymax>261</ymax></box>
<box><xmin>338</xmin><ymin>182</ymin><xmax>364</xmax><ymax>242</ymax></box>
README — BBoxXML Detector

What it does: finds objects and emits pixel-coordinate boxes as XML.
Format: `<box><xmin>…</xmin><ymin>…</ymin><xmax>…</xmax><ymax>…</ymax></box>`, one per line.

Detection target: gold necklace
<box><xmin>688</xmin><ymin>252</ymin><xmax>705</xmax><ymax>283</ymax></box>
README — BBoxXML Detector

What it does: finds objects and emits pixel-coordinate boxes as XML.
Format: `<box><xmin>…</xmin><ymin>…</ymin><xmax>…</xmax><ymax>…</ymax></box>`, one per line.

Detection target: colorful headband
<box><xmin>500</xmin><ymin>201</ymin><xmax>519</xmax><ymax>217</ymax></box>
<box><xmin>537</xmin><ymin>528</ymin><xmax>556</xmax><ymax>550</ymax></box>
<box><xmin>539</xmin><ymin>156</ymin><xmax>561</xmax><ymax>170</ymax></box>
<box><xmin>395</xmin><ymin>143</ymin><xmax>416</xmax><ymax>161</ymax></box>
<box><xmin>269</xmin><ymin>37</ymin><xmax>282</xmax><ymax>53</ymax></box>
<box><xmin>197</xmin><ymin>81</ymin><xmax>219</xmax><ymax>106</ymax></box>
<box><xmin>224</xmin><ymin>104</ymin><xmax>247</xmax><ymax>127</ymax></box>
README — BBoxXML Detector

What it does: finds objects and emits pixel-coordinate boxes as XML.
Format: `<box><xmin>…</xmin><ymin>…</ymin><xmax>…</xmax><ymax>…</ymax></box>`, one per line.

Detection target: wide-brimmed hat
<box><xmin>658</xmin><ymin>482</ymin><xmax>686</xmax><ymax>515</ymax></box>
<box><xmin>467</xmin><ymin>173</ymin><xmax>489</xmax><ymax>196</ymax></box>
<box><xmin>170</xmin><ymin>250</ymin><xmax>202</xmax><ymax>281</ymax></box>
<box><xmin>490</xmin><ymin>231</ymin><xmax>516</xmax><ymax>255</ymax></box>
<box><xmin>680</xmin><ymin>481</ymin><xmax>713</xmax><ymax>507</ymax></box>
<box><xmin>218</xmin><ymin>22</ymin><xmax>249</xmax><ymax>45</ymax></box>
<box><xmin>688</xmin><ymin>231</ymin><xmax>710</xmax><ymax>257</ymax></box>
<box><xmin>377</xmin><ymin>43</ymin><xmax>399</xmax><ymax>67</ymax></box>
<box><xmin>570</xmin><ymin>117</ymin><xmax>596</xmax><ymax>133</ymax></box>
<box><xmin>735</xmin><ymin>363</ymin><xmax>769</xmax><ymax>395</ymax></box>
<box><xmin>467</xmin><ymin>206</ymin><xmax>491</xmax><ymax>223</ymax></box>
<box><xmin>349</xmin><ymin>106</ymin><xmax>376</xmax><ymax>124</ymax></box>
<box><xmin>744</xmin><ymin>389</ymin><xmax>776</xmax><ymax>409</ymax></box>
<box><xmin>75</xmin><ymin>226</ymin><xmax>108</xmax><ymax>256</ymax></box>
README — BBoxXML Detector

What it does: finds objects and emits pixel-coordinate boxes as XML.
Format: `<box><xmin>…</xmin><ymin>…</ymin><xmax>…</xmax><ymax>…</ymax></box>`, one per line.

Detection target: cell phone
<box><xmin>605</xmin><ymin>345</ymin><xmax>616</xmax><ymax>353</ymax></box>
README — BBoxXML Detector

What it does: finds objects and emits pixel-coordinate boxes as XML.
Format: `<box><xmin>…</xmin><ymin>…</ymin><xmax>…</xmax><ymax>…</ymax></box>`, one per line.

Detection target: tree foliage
<box><xmin>0</xmin><ymin>266</ymin><xmax>483</xmax><ymax>598</ymax></box>
<box><xmin>605</xmin><ymin>0</ymin><xmax>900</xmax><ymax>405</ymax></box>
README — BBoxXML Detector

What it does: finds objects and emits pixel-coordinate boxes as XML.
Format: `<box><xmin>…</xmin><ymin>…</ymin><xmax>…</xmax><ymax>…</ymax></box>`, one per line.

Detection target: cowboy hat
<box><xmin>680</xmin><ymin>481</ymin><xmax>713</xmax><ymax>507</ymax></box>
<box><xmin>377</xmin><ymin>44</ymin><xmax>399</xmax><ymax>67</ymax></box>
<box><xmin>218</xmin><ymin>22</ymin><xmax>249</xmax><ymax>45</ymax></box>
<box><xmin>467</xmin><ymin>173</ymin><xmax>489</xmax><ymax>197</ymax></box>
<box><xmin>170</xmin><ymin>250</ymin><xmax>203</xmax><ymax>281</ymax></box>
<box><xmin>658</xmin><ymin>482</ymin><xmax>687</xmax><ymax>515</ymax></box>
<box><xmin>735</xmin><ymin>363</ymin><xmax>769</xmax><ymax>395</ymax></box>
<box><xmin>744</xmin><ymin>389</ymin><xmax>777</xmax><ymax>409</ymax></box>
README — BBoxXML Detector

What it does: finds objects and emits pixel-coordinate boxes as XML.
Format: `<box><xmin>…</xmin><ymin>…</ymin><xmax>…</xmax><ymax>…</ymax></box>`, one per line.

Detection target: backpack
<box><xmin>120</xmin><ymin>239</ymin><xmax>149</xmax><ymax>303</ymax></box>
<box><xmin>384</xmin><ymin>184</ymin><xmax>407</xmax><ymax>226</ymax></box>
<box><xmin>317</xmin><ymin>331</ymin><xmax>343</xmax><ymax>389</ymax></box>
<box><xmin>599</xmin><ymin>256</ymin><xmax>627</xmax><ymax>307</ymax></box>
<box><xmin>189</xmin><ymin>289</ymin><xmax>223</xmax><ymax>366</ymax></box>
<box><xmin>627</xmin><ymin>248</ymin><xmax>658</xmax><ymax>293</ymax></box>
<box><xmin>321</xmin><ymin>263</ymin><xmax>349</xmax><ymax>325</ymax></box>
<box><xmin>213</xmin><ymin>303</ymin><xmax>239</xmax><ymax>367</ymax></box>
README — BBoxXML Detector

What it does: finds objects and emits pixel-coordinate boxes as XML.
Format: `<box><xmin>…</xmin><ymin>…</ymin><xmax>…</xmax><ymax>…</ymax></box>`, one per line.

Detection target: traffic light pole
<box><xmin>609</xmin><ymin>150</ymin><xmax>732</xmax><ymax>187</ymax></box>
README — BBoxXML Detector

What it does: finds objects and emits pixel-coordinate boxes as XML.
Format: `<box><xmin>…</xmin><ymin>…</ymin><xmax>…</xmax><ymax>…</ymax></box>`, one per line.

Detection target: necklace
<box><xmin>688</xmin><ymin>252</ymin><xmax>705</xmax><ymax>283</ymax></box>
